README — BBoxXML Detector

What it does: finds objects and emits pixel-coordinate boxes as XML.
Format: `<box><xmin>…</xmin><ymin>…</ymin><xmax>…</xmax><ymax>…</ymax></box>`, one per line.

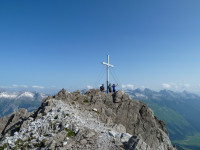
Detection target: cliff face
<box><xmin>0</xmin><ymin>89</ymin><xmax>176</xmax><ymax>150</ymax></box>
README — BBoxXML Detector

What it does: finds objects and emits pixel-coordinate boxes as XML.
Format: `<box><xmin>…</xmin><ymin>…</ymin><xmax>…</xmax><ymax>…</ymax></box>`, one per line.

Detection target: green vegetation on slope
<box><xmin>127</xmin><ymin>89</ymin><xmax>200</xmax><ymax>150</ymax></box>
<box><xmin>142</xmin><ymin>101</ymin><xmax>200</xmax><ymax>150</ymax></box>
<box><xmin>144</xmin><ymin>102</ymin><xmax>195</xmax><ymax>140</ymax></box>
<box><xmin>173</xmin><ymin>133</ymin><xmax>200</xmax><ymax>150</ymax></box>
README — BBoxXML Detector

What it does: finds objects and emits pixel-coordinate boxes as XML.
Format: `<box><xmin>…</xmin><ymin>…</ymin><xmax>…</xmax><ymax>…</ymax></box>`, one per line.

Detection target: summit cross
<box><xmin>102</xmin><ymin>55</ymin><xmax>114</xmax><ymax>93</ymax></box>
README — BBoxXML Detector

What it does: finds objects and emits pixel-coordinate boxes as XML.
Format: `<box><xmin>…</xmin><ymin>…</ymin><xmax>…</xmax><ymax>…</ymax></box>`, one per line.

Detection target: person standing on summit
<box><xmin>100</xmin><ymin>84</ymin><xmax>105</xmax><ymax>92</ymax></box>
<box><xmin>108</xmin><ymin>83</ymin><xmax>112</xmax><ymax>93</ymax></box>
<box><xmin>112</xmin><ymin>84</ymin><xmax>118</xmax><ymax>93</ymax></box>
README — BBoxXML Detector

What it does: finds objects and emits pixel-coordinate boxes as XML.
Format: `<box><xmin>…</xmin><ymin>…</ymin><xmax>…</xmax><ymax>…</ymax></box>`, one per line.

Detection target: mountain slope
<box><xmin>126</xmin><ymin>88</ymin><xmax>200</xmax><ymax>150</ymax></box>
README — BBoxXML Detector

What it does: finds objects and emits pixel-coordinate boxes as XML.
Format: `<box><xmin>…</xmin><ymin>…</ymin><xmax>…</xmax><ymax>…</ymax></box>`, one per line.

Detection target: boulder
<box><xmin>55</xmin><ymin>88</ymin><xmax>67</xmax><ymax>100</ymax></box>
<box><xmin>126</xmin><ymin>135</ymin><xmax>151</xmax><ymax>150</ymax></box>
<box><xmin>120</xmin><ymin>133</ymin><xmax>132</xmax><ymax>143</ymax></box>
<box><xmin>113</xmin><ymin>91</ymin><xmax>124</xmax><ymax>103</ymax></box>
<box><xmin>113</xmin><ymin>124</ymin><xmax>126</xmax><ymax>133</ymax></box>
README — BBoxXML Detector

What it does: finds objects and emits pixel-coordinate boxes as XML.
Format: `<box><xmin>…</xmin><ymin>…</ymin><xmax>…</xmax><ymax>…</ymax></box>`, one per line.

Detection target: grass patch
<box><xmin>33</xmin><ymin>142</ymin><xmax>43</xmax><ymax>147</ymax></box>
<box><xmin>54</xmin><ymin>115</ymin><xmax>58</xmax><ymax>119</ymax></box>
<box><xmin>15</xmin><ymin>125</ymin><xmax>20</xmax><ymax>131</ymax></box>
<box><xmin>41</xmin><ymin>139</ymin><xmax>46</xmax><ymax>146</ymax></box>
<box><xmin>14</xmin><ymin>139</ymin><xmax>23</xmax><ymax>145</ymax></box>
<box><xmin>64</xmin><ymin>128</ymin><xmax>75</xmax><ymax>137</ymax></box>
<box><xmin>65</xmin><ymin>113</ymin><xmax>70</xmax><ymax>117</ymax></box>
<box><xmin>42</xmin><ymin>112</ymin><xmax>47</xmax><ymax>116</ymax></box>
<box><xmin>52</xmin><ymin>121</ymin><xmax>60</xmax><ymax>129</ymax></box>
<box><xmin>22</xmin><ymin>142</ymin><xmax>29</xmax><ymax>149</ymax></box>
<box><xmin>95</xmin><ymin>111</ymin><xmax>100</xmax><ymax>115</ymax></box>
<box><xmin>12</xmin><ymin>146</ymin><xmax>18</xmax><ymax>150</ymax></box>
<box><xmin>33</xmin><ymin>138</ymin><xmax>46</xmax><ymax>147</ymax></box>
<box><xmin>83</xmin><ymin>99</ymin><xmax>89</xmax><ymax>103</ymax></box>
<box><xmin>28</xmin><ymin>136</ymin><xmax>36</xmax><ymax>141</ymax></box>
<box><xmin>112</xmin><ymin>139</ymin><xmax>116</xmax><ymax>144</ymax></box>
<box><xmin>0</xmin><ymin>143</ymin><xmax>8</xmax><ymax>150</ymax></box>
<box><xmin>44</xmin><ymin>133</ymin><xmax>49</xmax><ymax>137</ymax></box>
<box><xmin>13</xmin><ymin>139</ymin><xmax>30</xmax><ymax>149</ymax></box>
<box><xmin>67</xmin><ymin>130</ymin><xmax>75</xmax><ymax>137</ymax></box>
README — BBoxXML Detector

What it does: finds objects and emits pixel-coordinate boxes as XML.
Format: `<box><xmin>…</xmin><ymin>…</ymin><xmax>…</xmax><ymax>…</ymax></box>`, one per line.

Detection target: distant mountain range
<box><xmin>0</xmin><ymin>91</ymin><xmax>47</xmax><ymax>117</ymax></box>
<box><xmin>125</xmin><ymin>88</ymin><xmax>200</xmax><ymax>150</ymax></box>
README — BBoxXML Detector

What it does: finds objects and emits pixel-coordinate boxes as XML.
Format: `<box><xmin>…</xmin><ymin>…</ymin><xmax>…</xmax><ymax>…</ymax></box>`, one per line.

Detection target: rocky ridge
<box><xmin>0</xmin><ymin>89</ymin><xmax>176</xmax><ymax>150</ymax></box>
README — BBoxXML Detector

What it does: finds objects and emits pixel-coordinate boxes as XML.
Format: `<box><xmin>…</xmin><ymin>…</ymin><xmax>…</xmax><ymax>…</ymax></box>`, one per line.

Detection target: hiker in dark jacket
<box><xmin>100</xmin><ymin>84</ymin><xmax>105</xmax><ymax>92</ymax></box>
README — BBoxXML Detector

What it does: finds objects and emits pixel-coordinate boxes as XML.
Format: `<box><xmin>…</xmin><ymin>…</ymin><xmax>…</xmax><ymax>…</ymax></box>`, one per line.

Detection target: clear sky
<box><xmin>1</xmin><ymin>0</ymin><xmax>200</xmax><ymax>93</ymax></box>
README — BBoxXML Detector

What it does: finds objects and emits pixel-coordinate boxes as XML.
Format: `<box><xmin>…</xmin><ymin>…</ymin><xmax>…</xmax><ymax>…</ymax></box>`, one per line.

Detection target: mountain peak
<box><xmin>0</xmin><ymin>89</ymin><xmax>176</xmax><ymax>150</ymax></box>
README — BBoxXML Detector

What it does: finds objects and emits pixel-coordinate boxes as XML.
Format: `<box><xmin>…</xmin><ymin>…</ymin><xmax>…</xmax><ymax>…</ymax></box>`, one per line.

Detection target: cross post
<box><xmin>102</xmin><ymin>55</ymin><xmax>114</xmax><ymax>93</ymax></box>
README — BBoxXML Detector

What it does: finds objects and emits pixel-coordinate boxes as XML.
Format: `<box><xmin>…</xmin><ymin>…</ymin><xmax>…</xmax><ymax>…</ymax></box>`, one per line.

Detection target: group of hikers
<box><xmin>100</xmin><ymin>83</ymin><xmax>118</xmax><ymax>93</ymax></box>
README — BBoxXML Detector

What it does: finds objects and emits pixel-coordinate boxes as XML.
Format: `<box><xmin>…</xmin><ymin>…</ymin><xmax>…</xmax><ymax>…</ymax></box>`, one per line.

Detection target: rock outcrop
<box><xmin>0</xmin><ymin>89</ymin><xmax>176</xmax><ymax>150</ymax></box>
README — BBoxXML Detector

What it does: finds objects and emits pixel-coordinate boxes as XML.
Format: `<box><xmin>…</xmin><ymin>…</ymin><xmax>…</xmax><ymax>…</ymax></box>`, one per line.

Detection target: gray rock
<box><xmin>109</xmin><ymin>131</ymin><xmax>117</xmax><ymax>137</ymax></box>
<box><xmin>113</xmin><ymin>91</ymin><xmax>124</xmax><ymax>103</ymax></box>
<box><xmin>113</xmin><ymin>124</ymin><xmax>126</xmax><ymax>133</ymax></box>
<box><xmin>55</xmin><ymin>88</ymin><xmax>67</xmax><ymax>100</ymax></box>
<box><xmin>126</xmin><ymin>135</ymin><xmax>151</xmax><ymax>150</ymax></box>
<box><xmin>47</xmin><ymin>140</ymin><xmax>56</xmax><ymax>149</ymax></box>
<box><xmin>120</xmin><ymin>133</ymin><xmax>132</xmax><ymax>143</ymax></box>
<box><xmin>80</xmin><ymin>139</ymin><xmax>87</xmax><ymax>145</ymax></box>
<box><xmin>85</xmin><ymin>131</ymin><xmax>96</xmax><ymax>138</ymax></box>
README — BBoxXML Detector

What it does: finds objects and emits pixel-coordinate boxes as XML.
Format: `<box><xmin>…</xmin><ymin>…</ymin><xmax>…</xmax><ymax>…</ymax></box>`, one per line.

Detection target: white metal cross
<box><xmin>102</xmin><ymin>55</ymin><xmax>114</xmax><ymax>93</ymax></box>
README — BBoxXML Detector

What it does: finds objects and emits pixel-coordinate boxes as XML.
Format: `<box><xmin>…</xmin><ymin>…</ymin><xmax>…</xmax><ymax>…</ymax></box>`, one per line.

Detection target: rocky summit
<box><xmin>0</xmin><ymin>89</ymin><xmax>176</xmax><ymax>150</ymax></box>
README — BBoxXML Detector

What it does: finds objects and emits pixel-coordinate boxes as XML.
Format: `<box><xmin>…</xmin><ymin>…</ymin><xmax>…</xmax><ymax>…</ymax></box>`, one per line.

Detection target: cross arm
<box><xmin>102</xmin><ymin>62</ymin><xmax>114</xmax><ymax>67</ymax></box>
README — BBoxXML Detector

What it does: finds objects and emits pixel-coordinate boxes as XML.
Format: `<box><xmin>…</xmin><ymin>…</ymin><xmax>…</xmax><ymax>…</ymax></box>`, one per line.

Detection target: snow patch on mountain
<box><xmin>18</xmin><ymin>92</ymin><xmax>34</xmax><ymax>99</ymax></box>
<box><xmin>0</xmin><ymin>92</ymin><xmax>18</xmax><ymax>99</ymax></box>
<box><xmin>134</xmin><ymin>93</ymin><xmax>148</xmax><ymax>99</ymax></box>
<box><xmin>0</xmin><ymin>92</ymin><xmax>47</xmax><ymax>100</ymax></box>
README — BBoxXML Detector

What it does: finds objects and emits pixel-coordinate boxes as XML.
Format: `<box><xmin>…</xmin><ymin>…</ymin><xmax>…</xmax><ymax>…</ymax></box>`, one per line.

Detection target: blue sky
<box><xmin>1</xmin><ymin>0</ymin><xmax>200</xmax><ymax>93</ymax></box>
